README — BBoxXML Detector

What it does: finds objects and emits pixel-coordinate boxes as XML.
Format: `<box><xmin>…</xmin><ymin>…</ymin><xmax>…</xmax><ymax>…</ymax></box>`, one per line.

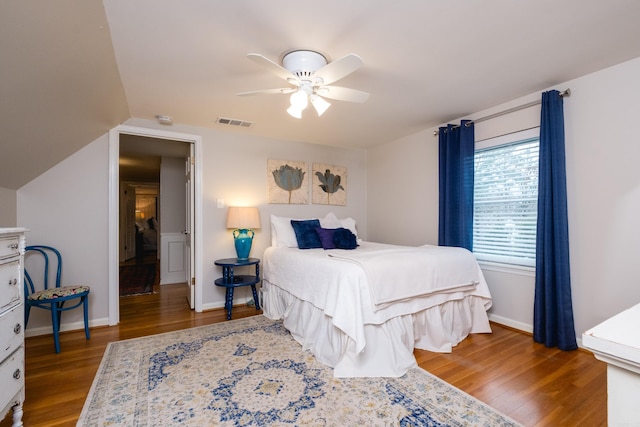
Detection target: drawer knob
<box><xmin>14</xmin><ymin>323</ymin><xmax>21</xmax><ymax>334</ymax></box>
<box><xmin>8</xmin><ymin>243</ymin><xmax>18</xmax><ymax>250</ymax></box>
<box><xmin>13</xmin><ymin>369</ymin><xmax>21</xmax><ymax>380</ymax></box>
<box><xmin>9</xmin><ymin>278</ymin><xmax>17</xmax><ymax>286</ymax></box>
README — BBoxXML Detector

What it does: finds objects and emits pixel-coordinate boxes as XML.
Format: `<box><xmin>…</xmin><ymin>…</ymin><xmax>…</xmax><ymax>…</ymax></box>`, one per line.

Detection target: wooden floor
<box><xmin>2</xmin><ymin>284</ymin><xmax>607</xmax><ymax>426</ymax></box>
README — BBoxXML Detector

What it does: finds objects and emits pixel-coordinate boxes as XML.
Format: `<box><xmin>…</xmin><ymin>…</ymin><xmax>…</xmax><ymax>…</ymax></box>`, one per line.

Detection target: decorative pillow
<box><xmin>320</xmin><ymin>213</ymin><xmax>359</xmax><ymax>240</ymax></box>
<box><xmin>291</xmin><ymin>219</ymin><xmax>322</xmax><ymax>249</ymax></box>
<box><xmin>315</xmin><ymin>227</ymin><xmax>337</xmax><ymax>249</ymax></box>
<box><xmin>271</xmin><ymin>214</ymin><xmax>308</xmax><ymax>247</ymax></box>
<box><xmin>339</xmin><ymin>217</ymin><xmax>358</xmax><ymax>239</ymax></box>
<box><xmin>320</xmin><ymin>212</ymin><xmax>342</xmax><ymax>229</ymax></box>
<box><xmin>333</xmin><ymin>227</ymin><xmax>358</xmax><ymax>250</ymax></box>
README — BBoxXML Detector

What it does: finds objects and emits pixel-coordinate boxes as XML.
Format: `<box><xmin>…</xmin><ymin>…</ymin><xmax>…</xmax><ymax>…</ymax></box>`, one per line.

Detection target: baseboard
<box><xmin>25</xmin><ymin>317</ymin><xmax>110</xmax><ymax>338</ymax></box>
<box><xmin>487</xmin><ymin>314</ymin><xmax>586</xmax><ymax>349</ymax></box>
<box><xmin>201</xmin><ymin>295</ymin><xmax>257</xmax><ymax>312</ymax></box>
<box><xmin>201</xmin><ymin>301</ymin><xmax>225</xmax><ymax>311</ymax></box>
<box><xmin>487</xmin><ymin>313</ymin><xmax>533</xmax><ymax>334</ymax></box>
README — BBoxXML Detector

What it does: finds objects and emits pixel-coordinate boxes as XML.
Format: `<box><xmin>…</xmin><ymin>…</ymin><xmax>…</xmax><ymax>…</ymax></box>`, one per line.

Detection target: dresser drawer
<box><xmin>0</xmin><ymin>236</ymin><xmax>20</xmax><ymax>261</ymax></box>
<box><xmin>0</xmin><ymin>261</ymin><xmax>21</xmax><ymax>312</ymax></box>
<box><xmin>0</xmin><ymin>347</ymin><xmax>24</xmax><ymax>411</ymax></box>
<box><xmin>0</xmin><ymin>304</ymin><xmax>23</xmax><ymax>361</ymax></box>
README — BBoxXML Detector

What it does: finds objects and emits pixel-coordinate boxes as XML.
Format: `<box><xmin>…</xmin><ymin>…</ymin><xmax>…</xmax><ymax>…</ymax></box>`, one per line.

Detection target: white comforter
<box><xmin>327</xmin><ymin>244</ymin><xmax>481</xmax><ymax>309</ymax></box>
<box><xmin>263</xmin><ymin>241</ymin><xmax>492</xmax><ymax>356</ymax></box>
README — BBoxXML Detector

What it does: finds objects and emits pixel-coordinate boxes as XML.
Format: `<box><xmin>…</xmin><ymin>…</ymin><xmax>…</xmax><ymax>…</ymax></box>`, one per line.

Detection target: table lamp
<box><xmin>226</xmin><ymin>206</ymin><xmax>261</xmax><ymax>260</ymax></box>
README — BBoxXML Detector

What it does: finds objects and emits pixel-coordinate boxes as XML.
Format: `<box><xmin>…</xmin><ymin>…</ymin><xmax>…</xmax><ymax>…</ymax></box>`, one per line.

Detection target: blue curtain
<box><xmin>533</xmin><ymin>90</ymin><xmax>577</xmax><ymax>351</ymax></box>
<box><xmin>438</xmin><ymin>120</ymin><xmax>474</xmax><ymax>250</ymax></box>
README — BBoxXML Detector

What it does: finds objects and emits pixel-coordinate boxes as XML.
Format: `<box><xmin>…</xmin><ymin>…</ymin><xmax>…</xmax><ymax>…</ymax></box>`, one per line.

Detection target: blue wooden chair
<box><xmin>24</xmin><ymin>245</ymin><xmax>90</xmax><ymax>353</ymax></box>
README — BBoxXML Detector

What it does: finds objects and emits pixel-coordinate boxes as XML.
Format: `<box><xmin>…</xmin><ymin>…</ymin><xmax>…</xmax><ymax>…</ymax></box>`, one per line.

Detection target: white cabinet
<box><xmin>0</xmin><ymin>228</ymin><xmax>26</xmax><ymax>427</ymax></box>
<box><xmin>583</xmin><ymin>303</ymin><xmax>640</xmax><ymax>426</ymax></box>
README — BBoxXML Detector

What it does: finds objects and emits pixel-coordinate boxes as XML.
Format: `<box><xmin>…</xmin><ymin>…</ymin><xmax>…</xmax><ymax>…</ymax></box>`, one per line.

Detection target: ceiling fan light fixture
<box><xmin>289</xmin><ymin>89</ymin><xmax>308</xmax><ymax>110</ymax></box>
<box><xmin>241</xmin><ymin>51</ymin><xmax>369</xmax><ymax>118</ymax></box>
<box><xmin>310</xmin><ymin>95</ymin><xmax>331</xmax><ymax>116</ymax></box>
<box><xmin>286</xmin><ymin>105</ymin><xmax>303</xmax><ymax>119</ymax></box>
<box><xmin>282</xmin><ymin>50</ymin><xmax>327</xmax><ymax>77</ymax></box>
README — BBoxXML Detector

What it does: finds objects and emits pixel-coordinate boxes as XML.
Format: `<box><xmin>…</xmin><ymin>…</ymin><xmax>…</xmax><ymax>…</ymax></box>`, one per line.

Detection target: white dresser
<box><xmin>0</xmin><ymin>228</ymin><xmax>26</xmax><ymax>427</ymax></box>
<box><xmin>583</xmin><ymin>302</ymin><xmax>640</xmax><ymax>427</ymax></box>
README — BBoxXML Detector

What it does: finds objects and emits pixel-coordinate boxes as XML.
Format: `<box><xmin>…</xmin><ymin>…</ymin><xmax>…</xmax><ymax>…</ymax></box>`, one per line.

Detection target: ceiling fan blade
<box><xmin>313</xmin><ymin>54</ymin><xmax>364</xmax><ymax>85</ymax></box>
<box><xmin>247</xmin><ymin>53</ymin><xmax>297</xmax><ymax>82</ymax></box>
<box><xmin>237</xmin><ymin>88</ymin><xmax>295</xmax><ymax>96</ymax></box>
<box><xmin>316</xmin><ymin>86</ymin><xmax>370</xmax><ymax>103</ymax></box>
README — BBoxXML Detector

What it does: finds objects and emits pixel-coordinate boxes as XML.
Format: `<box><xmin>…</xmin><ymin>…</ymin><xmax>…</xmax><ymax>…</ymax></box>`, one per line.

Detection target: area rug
<box><xmin>119</xmin><ymin>263</ymin><xmax>156</xmax><ymax>296</ymax></box>
<box><xmin>78</xmin><ymin>316</ymin><xmax>522</xmax><ymax>426</ymax></box>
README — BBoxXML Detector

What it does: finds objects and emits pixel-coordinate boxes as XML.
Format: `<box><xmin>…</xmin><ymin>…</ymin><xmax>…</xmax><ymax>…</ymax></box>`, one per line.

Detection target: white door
<box><xmin>185</xmin><ymin>145</ymin><xmax>195</xmax><ymax>309</ymax></box>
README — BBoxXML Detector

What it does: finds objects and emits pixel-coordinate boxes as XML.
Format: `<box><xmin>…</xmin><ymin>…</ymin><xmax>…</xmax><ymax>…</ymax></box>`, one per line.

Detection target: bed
<box><xmin>261</xmin><ymin>213</ymin><xmax>493</xmax><ymax>378</ymax></box>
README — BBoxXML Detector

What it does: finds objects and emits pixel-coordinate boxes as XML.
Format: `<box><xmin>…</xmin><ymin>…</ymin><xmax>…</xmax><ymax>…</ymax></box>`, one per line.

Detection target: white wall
<box><xmin>368</xmin><ymin>56</ymin><xmax>640</xmax><ymax>340</ymax></box>
<box><xmin>0</xmin><ymin>187</ymin><xmax>17</xmax><ymax>226</ymax></box>
<box><xmin>138</xmin><ymin>120</ymin><xmax>368</xmax><ymax>310</ymax></box>
<box><xmin>17</xmin><ymin>135</ymin><xmax>110</xmax><ymax>333</ymax></box>
<box><xmin>368</xmin><ymin>131</ymin><xmax>439</xmax><ymax>246</ymax></box>
<box><xmin>17</xmin><ymin>121</ymin><xmax>368</xmax><ymax>332</ymax></box>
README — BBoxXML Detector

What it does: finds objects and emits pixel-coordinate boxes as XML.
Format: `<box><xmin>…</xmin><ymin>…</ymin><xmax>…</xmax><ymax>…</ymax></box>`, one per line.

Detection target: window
<box><xmin>473</xmin><ymin>128</ymin><xmax>539</xmax><ymax>267</ymax></box>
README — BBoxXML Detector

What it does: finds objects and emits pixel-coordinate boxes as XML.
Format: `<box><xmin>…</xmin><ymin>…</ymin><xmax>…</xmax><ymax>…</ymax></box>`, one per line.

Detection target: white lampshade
<box><xmin>226</xmin><ymin>206</ymin><xmax>261</xmax><ymax>230</ymax></box>
<box><xmin>286</xmin><ymin>105</ymin><xmax>303</xmax><ymax>119</ymax></box>
<box><xmin>310</xmin><ymin>95</ymin><xmax>331</xmax><ymax>116</ymax></box>
<box><xmin>290</xmin><ymin>89</ymin><xmax>308</xmax><ymax>110</ymax></box>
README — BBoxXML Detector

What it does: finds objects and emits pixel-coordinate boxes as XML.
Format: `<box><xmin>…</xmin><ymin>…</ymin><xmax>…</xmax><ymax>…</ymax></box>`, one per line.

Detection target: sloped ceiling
<box><xmin>0</xmin><ymin>0</ymin><xmax>129</xmax><ymax>189</ymax></box>
<box><xmin>2</xmin><ymin>0</ymin><xmax>640</xmax><ymax>190</ymax></box>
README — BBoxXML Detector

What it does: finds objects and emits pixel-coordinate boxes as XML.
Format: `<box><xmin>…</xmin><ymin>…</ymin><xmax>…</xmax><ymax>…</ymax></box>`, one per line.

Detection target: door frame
<box><xmin>108</xmin><ymin>124</ymin><xmax>203</xmax><ymax>325</ymax></box>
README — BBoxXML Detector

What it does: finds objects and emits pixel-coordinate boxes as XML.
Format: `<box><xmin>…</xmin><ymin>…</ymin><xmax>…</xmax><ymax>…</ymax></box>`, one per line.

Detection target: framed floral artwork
<box><xmin>312</xmin><ymin>163</ymin><xmax>347</xmax><ymax>205</ymax></box>
<box><xmin>268</xmin><ymin>159</ymin><xmax>308</xmax><ymax>204</ymax></box>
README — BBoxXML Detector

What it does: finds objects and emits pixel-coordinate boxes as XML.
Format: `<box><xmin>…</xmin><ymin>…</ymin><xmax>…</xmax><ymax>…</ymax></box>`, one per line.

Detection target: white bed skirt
<box><xmin>262</xmin><ymin>279</ymin><xmax>492</xmax><ymax>378</ymax></box>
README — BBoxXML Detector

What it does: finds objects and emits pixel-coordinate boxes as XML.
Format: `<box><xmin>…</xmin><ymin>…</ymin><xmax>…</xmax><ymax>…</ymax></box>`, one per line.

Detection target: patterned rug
<box><xmin>78</xmin><ymin>316</ymin><xmax>522</xmax><ymax>426</ymax></box>
<box><xmin>119</xmin><ymin>263</ymin><xmax>156</xmax><ymax>296</ymax></box>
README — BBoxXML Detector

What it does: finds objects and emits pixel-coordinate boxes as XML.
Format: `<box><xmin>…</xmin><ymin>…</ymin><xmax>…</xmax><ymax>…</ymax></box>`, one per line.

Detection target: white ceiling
<box><xmin>2</xmin><ymin>1</ymin><xmax>640</xmax><ymax>189</ymax></box>
<box><xmin>103</xmin><ymin>0</ymin><xmax>640</xmax><ymax>148</ymax></box>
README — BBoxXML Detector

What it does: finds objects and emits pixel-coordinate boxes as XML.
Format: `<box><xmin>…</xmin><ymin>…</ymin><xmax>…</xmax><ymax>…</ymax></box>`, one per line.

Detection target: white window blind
<box><xmin>473</xmin><ymin>129</ymin><xmax>539</xmax><ymax>267</ymax></box>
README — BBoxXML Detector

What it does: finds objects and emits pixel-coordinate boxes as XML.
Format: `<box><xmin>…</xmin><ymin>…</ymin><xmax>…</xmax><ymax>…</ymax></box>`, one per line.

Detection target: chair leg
<box><xmin>83</xmin><ymin>296</ymin><xmax>90</xmax><ymax>340</ymax></box>
<box><xmin>56</xmin><ymin>301</ymin><xmax>64</xmax><ymax>332</ymax></box>
<box><xmin>51</xmin><ymin>304</ymin><xmax>61</xmax><ymax>354</ymax></box>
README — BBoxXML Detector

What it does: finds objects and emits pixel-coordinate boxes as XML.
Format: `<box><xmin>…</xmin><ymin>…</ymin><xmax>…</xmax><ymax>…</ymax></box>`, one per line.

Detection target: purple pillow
<box><xmin>315</xmin><ymin>227</ymin><xmax>337</xmax><ymax>249</ymax></box>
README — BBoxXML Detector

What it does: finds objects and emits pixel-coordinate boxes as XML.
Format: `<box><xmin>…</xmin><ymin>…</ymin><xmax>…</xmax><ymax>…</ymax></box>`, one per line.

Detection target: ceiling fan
<box><xmin>237</xmin><ymin>50</ymin><xmax>370</xmax><ymax>118</ymax></box>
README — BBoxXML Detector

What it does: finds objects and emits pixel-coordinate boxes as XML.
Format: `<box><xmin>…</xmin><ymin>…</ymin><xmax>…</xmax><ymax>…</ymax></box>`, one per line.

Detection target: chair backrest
<box><xmin>24</xmin><ymin>245</ymin><xmax>63</xmax><ymax>297</ymax></box>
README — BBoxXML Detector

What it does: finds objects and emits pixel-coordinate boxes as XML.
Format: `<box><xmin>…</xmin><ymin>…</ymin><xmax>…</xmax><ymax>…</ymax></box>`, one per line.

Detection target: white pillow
<box><xmin>270</xmin><ymin>213</ymin><xmax>359</xmax><ymax>247</ymax></box>
<box><xmin>320</xmin><ymin>212</ymin><xmax>359</xmax><ymax>240</ymax></box>
<box><xmin>270</xmin><ymin>214</ymin><xmax>304</xmax><ymax>247</ymax></box>
<box><xmin>320</xmin><ymin>212</ymin><xmax>341</xmax><ymax>228</ymax></box>
<box><xmin>340</xmin><ymin>217</ymin><xmax>358</xmax><ymax>238</ymax></box>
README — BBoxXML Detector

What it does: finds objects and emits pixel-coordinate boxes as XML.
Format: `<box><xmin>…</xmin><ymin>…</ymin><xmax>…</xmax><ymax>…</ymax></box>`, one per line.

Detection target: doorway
<box><xmin>118</xmin><ymin>182</ymin><xmax>160</xmax><ymax>297</ymax></box>
<box><xmin>108</xmin><ymin>125</ymin><xmax>203</xmax><ymax>325</ymax></box>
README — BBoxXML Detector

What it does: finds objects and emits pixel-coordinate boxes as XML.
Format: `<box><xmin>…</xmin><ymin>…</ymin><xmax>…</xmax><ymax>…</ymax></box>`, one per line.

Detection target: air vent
<box><xmin>216</xmin><ymin>117</ymin><xmax>254</xmax><ymax>128</ymax></box>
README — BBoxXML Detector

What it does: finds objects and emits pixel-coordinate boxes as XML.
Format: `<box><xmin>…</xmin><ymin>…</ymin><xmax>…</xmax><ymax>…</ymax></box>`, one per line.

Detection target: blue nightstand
<box><xmin>214</xmin><ymin>257</ymin><xmax>261</xmax><ymax>320</ymax></box>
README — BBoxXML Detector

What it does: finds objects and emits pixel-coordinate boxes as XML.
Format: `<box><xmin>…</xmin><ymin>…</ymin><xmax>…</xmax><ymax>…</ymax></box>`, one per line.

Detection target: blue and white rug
<box><xmin>78</xmin><ymin>315</ymin><xmax>522</xmax><ymax>426</ymax></box>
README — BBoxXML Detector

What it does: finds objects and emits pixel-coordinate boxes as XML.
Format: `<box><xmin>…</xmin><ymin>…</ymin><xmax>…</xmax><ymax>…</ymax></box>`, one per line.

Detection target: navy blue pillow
<box><xmin>333</xmin><ymin>227</ymin><xmax>358</xmax><ymax>250</ymax></box>
<box><xmin>315</xmin><ymin>227</ymin><xmax>337</xmax><ymax>249</ymax></box>
<box><xmin>291</xmin><ymin>219</ymin><xmax>322</xmax><ymax>249</ymax></box>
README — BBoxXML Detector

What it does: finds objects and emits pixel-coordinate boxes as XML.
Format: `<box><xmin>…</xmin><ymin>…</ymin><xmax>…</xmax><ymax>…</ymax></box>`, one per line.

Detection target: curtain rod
<box><xmin>433</xmin><ymin>88</ymin><xmax>571</xmax><ymax>136</ymax></box>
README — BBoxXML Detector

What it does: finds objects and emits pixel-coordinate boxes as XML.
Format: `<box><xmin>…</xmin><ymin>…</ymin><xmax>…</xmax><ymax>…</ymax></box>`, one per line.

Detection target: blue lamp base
<box><xmin>233</xmin><ymin>228</ymin><xmax>255</xmax><ymax>260</ymax></box>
